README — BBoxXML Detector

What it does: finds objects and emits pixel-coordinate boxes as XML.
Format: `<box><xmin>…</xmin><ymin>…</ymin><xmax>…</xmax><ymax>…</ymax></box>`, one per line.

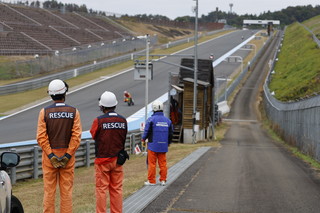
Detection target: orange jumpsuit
<box><xmin>90</xmin><ymin>111</ymin><xmax>127</xmax><ymax>213</ymax></box>
<box><xmin>147</xmin><ymin>150</ymin><xmax>167</xmax><ymax>184</ymax></box>
<box><xmin>142</xmin><ymin>111</ymin><xmax>173</xmax><ymax>184</ymax></box>
<box><xmin>37</xmin><ymin>102</ymin><xmax>82</xmax><ymax>213</ymax></box>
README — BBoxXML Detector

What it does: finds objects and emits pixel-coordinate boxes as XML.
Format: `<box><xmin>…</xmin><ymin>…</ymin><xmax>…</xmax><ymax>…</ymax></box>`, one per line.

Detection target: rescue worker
<box><xmin>36</xmin><ymin>79</ymin><xmax>82</xmax><ymax>213</ymax></box>
<box><xmin>142</xmin><ymin>100</ymin><xmax>173</xmax><ymax>186</ymax></box>
<box><xmin>90</xmin><ymin>91</ymin><xmax>128</xmax><ymax>213</ymax></box>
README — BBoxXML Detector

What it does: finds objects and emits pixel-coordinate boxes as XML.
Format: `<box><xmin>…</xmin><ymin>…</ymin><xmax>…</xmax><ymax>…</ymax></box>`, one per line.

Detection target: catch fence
<box><xmin>263</xmin><ymin>29</ymin><xmax>320</xmax><ymax>162</ymax></box>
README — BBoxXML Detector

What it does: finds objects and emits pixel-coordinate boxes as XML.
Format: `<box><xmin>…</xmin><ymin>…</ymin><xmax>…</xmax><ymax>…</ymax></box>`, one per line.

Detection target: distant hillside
<box><xmin>269</xmin><ymin>16</ymin><xmax>320</xmax><ymax>101</ymax></box>
<box><xmin>117</xmin><ymin>19</ymin><xmax>193</xmax><ymax>44</ymax></box>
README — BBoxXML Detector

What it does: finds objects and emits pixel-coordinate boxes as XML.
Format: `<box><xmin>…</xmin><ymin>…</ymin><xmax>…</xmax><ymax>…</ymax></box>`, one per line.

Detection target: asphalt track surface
<box><xmin>140</xmin><ymin>33</ymin><xmax>320</xmax><ymax>213</ymax></box>
<box><xmin>0</xmin><ymin>30</ymin><xmax>255</xmax><ymax>143</ymax></box>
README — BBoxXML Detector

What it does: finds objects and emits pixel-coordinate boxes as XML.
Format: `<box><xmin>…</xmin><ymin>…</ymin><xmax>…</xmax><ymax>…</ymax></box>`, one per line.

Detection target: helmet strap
<box><xmin>99</xmin><ymin>105</ymin><xmax>104</xmax><ymax>112</ymax></box>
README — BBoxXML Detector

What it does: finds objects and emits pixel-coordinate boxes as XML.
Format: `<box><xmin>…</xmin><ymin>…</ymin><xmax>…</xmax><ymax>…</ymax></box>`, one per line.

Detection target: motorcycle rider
<box><xmin>123</xmin><ymin>91</ymin><xmax>134</xmax><ymax>106</ymax></box>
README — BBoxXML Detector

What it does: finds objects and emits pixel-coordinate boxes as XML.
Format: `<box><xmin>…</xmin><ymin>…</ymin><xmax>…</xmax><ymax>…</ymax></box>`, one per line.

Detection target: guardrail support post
<box><xmin>33</xmin><ymin>146</ymin><xmax>39</xmax><ymax>179</ymax></box>
<box><xmin>10</xmin><ymin>148</ymin><xmax>17</xmax><ymax>184</ymax></box>
<box><xmin>86</xmin><ymin>140</ymin><xmax>91</xmax><ymax>167</ymax></box>
<box><xmin>131</xmin><ymin>134</ymin><xmax>135</xmax><ymax>154</ymax></box>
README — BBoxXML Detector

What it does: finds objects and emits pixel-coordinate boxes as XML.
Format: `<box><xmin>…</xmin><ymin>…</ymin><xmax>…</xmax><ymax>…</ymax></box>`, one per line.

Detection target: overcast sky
<box><xmin>8</xmin><ymin>0</ymin><xmax>320</xmax><ymax>19</ymax></box>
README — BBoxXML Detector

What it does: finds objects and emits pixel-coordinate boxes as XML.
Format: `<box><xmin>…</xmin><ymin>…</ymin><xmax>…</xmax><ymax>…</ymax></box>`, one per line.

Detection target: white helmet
<box><xmin>152</xmin><ymin>100</ymin><xmax>163</xmax><ymax>111</ymax></box>
<box><xmin>99</xmin><ymin>91</ymin><xmax>118</xmax><ymax>107</ymax></box>
<box><xmin>48</xmin><ymin>79</ymin><xmax>68</xmax><ymax>95</ymax></box>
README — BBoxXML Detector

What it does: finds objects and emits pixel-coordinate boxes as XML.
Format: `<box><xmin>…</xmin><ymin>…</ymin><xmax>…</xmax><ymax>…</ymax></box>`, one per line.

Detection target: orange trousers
<box><xmin>147</xmin><ymin>149</ymin><xmax>167</xmax><ymax>184</ymax></box>
<box><xmin>42</xmin><ymin>148</ymin><xmax>75</xmax><ymax>213</ymax></box>
<box><xmin>95</xmin><ymin>160</ymin><xmax>123</xmax><ymax>213</ymax></box>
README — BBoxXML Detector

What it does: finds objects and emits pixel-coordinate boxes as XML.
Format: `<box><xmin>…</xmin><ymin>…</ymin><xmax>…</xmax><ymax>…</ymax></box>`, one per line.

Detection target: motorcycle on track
<box><xmin>123</xmin><ymin>91</ymin><xmax>134</xmax><ymax>106</ymax></box>
<box><xmin>124</xmin><ymin>97</ymin><xmax>134</xmax><ymax>106</ymax></box>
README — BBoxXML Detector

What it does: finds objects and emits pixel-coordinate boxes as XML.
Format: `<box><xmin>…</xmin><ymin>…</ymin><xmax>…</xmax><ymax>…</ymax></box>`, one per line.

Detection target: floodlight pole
<box><xmin>145</xmin><ymin>34</ymin><xmax>150</xmax><ymax>123</ymax></box>
<box><xmin>192</xmin><ymin>0</ymin><xmax>199</xmax><ymax>144</ymax></box>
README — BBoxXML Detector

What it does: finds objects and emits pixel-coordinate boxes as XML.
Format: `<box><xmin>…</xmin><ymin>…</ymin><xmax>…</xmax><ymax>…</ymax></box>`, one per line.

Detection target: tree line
<box><xmin>15</xmin><ymin>0</ymin><xmax>107</xmax><ymax>16</ymax></box>
<box><xmin>14</xmin><ymin>1</ymin><xmax>320</xmax><ymax>26</ymax></box>
<box><xmin>177</xmin><ymin>5</ymin><xmax>320</xmax><ymax>26</ymax></box>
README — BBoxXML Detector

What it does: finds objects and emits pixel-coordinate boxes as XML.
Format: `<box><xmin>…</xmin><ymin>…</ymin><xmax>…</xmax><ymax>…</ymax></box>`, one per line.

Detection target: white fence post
<box><xmin>86</xmin><ymin>140</ymin><xmax>91</xmax><ymax>167</ymax></box>
<box><xmin>10</xmin><ymin>148</ymin><xmax>17</xmax><ymax>184</ymax></box>
<box><xmin>33</xmin><ymin>146</ymin><xmax>39</xmax><ymax>179</ymax></box>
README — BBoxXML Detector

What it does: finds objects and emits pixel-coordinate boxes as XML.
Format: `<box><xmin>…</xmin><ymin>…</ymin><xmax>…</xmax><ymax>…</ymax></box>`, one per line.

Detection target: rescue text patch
<box><xmin>48</xmin><ymin>112</ymin><xmax>74</xmax><ymax>119</ymax></box>
<box><xmin>102</xmin><ymin>122</ymin><xmax>126</xmax><ymax>129</ymax></box>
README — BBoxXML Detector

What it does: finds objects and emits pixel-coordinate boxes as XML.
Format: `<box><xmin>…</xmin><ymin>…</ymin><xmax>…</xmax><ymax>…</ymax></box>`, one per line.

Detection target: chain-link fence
<box><xmin>0</xmin><ymin>35</ymin><xmax>157</xmax><ymax>80</ymax></box>
<box><xmin>263</xmin><ymin>29</ymin><xmax>320</xmax><ymax>162</ymax></box>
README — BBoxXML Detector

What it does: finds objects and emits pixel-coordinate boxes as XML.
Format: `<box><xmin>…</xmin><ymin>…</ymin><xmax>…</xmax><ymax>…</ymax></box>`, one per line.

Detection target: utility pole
<box><xmin>193</xmin><ymin>0</ymin><xmax>198</xmax><ymax>144</ymax></box>
<box><xmin>145</xmin><ymin>34</ymin><xmax>150</xmax><ymax>123</ymax></box>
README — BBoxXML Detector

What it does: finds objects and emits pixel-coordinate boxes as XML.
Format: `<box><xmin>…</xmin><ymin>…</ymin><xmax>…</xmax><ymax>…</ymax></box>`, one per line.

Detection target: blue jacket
<box><xmin>142</xmin><ymin>111</ymin><xmax>173</xmax><ymax>153</ymax></box>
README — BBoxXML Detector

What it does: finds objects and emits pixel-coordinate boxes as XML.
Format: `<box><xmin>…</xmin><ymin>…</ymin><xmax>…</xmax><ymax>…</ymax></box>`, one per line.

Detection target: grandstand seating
<box><xmin>0</xmin><ymin>3</ymin><xmax>133</xmax><ymax>55</ymax></box>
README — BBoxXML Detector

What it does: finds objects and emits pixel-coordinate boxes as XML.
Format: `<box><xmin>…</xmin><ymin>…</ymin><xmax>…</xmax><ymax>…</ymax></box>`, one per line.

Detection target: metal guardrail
<box><xmin>3</xmin><ymin>130</ymin><xmax>142</xmax><ymax>184</ymax></box>
<box><xmin>299</xmin><ymin>23</ymin><xmax>320</xmax><ymax>48</ymax></box>
<box><xmin>263</xmin><ymin>28</ymin><xmax>320</xmax><ymax>162</ymax></box>
<box><xmin>160</xmin><ymin>29</ymin><xmax>227</xmax><ymax>49</ymax></box>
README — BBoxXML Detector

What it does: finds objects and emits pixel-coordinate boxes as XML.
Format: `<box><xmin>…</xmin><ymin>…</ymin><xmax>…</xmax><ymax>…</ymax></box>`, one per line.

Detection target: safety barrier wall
<box><xmin>2</xmin><ymin>130</ymin><xmax>142</xmax><ymax>184</ymax></box>
<box><xmin>263</xmin><ymin>29</ymin><xmax>320</xmax><ymax>162</ymax></box>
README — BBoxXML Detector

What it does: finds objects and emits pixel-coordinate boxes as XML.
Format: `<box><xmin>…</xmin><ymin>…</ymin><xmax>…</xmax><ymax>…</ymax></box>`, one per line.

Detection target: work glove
<box><xmin>60</xmin><ymin>153</ymin><xmax>72</xmax><ymax>168</ymax></box>
<box><xmin>48</xmin><ymin>153</ymin><xmax>62</xmax><ymax>168</ymax></box>
<box><xmin>141</xmin><ymin>139</ymin><xmax>146</xmax><ymax>147</ymax></box>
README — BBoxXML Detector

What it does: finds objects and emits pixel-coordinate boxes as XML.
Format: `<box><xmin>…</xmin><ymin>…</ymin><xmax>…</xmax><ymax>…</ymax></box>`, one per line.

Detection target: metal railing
<box><xmin>299</xmin><ymin>22</ymin><xmax>320</xmax><ymax>48</ymax></box>
<box><xmin>2</xmin><ymin>130</ymin><xmax>142</xmax><ymax>184</ymax></box>
<box><xmin>263</xmin><ymin>28</ymin><xmax>320</xmax><ymax>162</ymax></box>
<box><xmin>160</xmin><ymin>29</ymin><xmax>228</xmax><ymax>49</ymax></box>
